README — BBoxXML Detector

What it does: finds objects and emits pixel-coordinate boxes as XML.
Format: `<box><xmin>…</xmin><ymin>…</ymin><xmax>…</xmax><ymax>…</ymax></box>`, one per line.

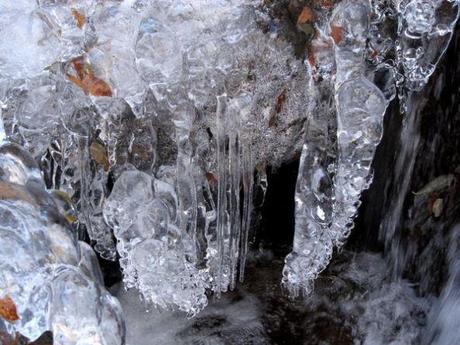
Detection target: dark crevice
<box><xmin>259</xmin><ymin>159</ymin><xmax>300</xmax><ymax>257</ymax></box>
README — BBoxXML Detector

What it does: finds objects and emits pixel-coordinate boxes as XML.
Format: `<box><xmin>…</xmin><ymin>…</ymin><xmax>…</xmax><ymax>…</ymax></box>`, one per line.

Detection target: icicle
<box><xmin>216</xmin><ymin>94</ymin><xmax>230</xmax><ymax>295</ymax></box>
<box><xmin>175</xmin><ymin>102</ymin><xmax>199</xmax><ymax>264</ymax></box>
<box><xmin>214</xmin><ymin>93</ymin><xmax>256</xmax><ymax>292</ymax></box>
<box><xmin>239</xmin><ymin>144</ymin><xmax>253</xmax><ymax>283</ymax></box>
<box><xmin>398</xmin><ymin>0</ymin><xmax>460</xmax><ymax>91</ymax></box>
<box><xmin>283</xmin><ymin>0</ymin><xmax>388</xmax><ymax>297</ymax></box>
<box><xmin>228</xmin><ymin>132</ymin><xmax>241</xmax><ymax>290</ymax></box>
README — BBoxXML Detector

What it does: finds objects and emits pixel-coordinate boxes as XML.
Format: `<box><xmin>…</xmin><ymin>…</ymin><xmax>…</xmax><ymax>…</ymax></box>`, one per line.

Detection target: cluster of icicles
<box><xmin>0</xmin><ymin>1</ymin><xmax>459</xmax><ymax>341</ymax></box>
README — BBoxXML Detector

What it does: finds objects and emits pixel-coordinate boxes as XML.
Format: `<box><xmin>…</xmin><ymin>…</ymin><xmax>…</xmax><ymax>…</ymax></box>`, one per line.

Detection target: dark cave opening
<box><xmin>259</xmin><ymin>159</ymin><xmax>300</xmax><ymax>257</ymax></box>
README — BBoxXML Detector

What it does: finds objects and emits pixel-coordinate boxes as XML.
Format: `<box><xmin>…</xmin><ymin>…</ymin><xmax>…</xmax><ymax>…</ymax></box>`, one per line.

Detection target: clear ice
<box><xmin>0</xmin><ymin>142</ymin><xmax>125</xmax><ymax>343</ymax></box>
<box><xmin>283</xmin><ymin>0</ymin><xmax>460</xmax><ymax>297</ymax></box>
<box><xmin>1</xmin><ymin>0</ymin><xmax>311</xmax><ymax>315</ymax></box>
<box><xmin>0</xmin><ymin>0</ymin><xmax>459</xmax><ymax>336</ymax></box>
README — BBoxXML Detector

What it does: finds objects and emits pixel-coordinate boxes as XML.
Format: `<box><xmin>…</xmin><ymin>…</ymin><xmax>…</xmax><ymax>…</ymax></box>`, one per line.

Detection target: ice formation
<box><xmin>0</xmin><ymin>0</ymin><xmax>459</xmax><ymax>328</ymax></box>
<box><xmin>283</xmin><ymin>0</ymin><xmax>460</xmax><ymax>297</ymax></box>
<box><xmin>0</xmin><ymin>142</ymin><xmax>124</xmax><ymax>343</ymax></box>
<box><xmin>1</xmin><ymin>0</ymin><xmax>312</xmax><ymax>315</ymax></box>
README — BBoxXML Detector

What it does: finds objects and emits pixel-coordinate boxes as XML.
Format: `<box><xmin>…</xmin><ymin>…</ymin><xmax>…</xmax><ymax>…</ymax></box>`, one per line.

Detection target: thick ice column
<box><xmin>283</xmin><ymin>0</ymin><xmax>388</xmax><ymax>297</ymax></box>
<box><xmin>103</xmin><ymin>167</ymin><xmax>209</xmax><ymax>316</ymax></box>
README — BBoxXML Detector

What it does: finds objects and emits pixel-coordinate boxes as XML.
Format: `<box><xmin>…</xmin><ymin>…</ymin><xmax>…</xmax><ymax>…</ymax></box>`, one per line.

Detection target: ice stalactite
<box><xmin>283</xmin><ymin>0</ymin><xmax>460</xmax><ymax>298</ymax></box>
<box><xmin>398</xmin><ymin>0</ymin><xmax>460</xmax><ymax>92</ymax></box>
<box><xmin>215</xmin><ymin>94</ymin><xmax>254</xmax><ymax>294</ymax></box>
<box><xmin>283</xmin><ymin>0</ymin><xmax>388</xmax><ymax>297</ymax></box>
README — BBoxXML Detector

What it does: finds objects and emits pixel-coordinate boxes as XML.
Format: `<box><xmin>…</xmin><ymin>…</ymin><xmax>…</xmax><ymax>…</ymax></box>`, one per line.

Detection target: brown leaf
<box><xmin>81</xmin><ymin>75</ymin><xmax>112</xmax><ymax>97</ymax></box>
<box><xmin>90</xmin><ymin>141</ymin><xmax>110</xmax><ymax>171</ymax></box>
<box><xmin>205</xmin><ymin>172</ymin><xmax>218</xmax><ymax>185</ymax></box>
<box><xmin>275</xmin><ymin>89</ymin><xmax>287</xmax><ymax>114</ymax></box>
<box><xmin>66</xmin><ymin>74</ymin><xmax>84</xmax><ymax>89</ymax></box>
<box><xmin>269</xmin><ymin>90</ymin><xmax>288</xmax><ymax>128</ymax></box>
<box><xmin>0</xmin><ymin>295</ymin><xmax>19</xmax><ymax>322</ymax></box>
<box><xmin>70</xmin><ymin>56</ymin><xmax>86</xmax><ymax>79</ymax></box>
<box><xmin>297</xmin><ymin>6</ymin><xmax>315</xmax><ymax>25</ymax></box>
<box><xmin>71</xmin><ymin>8</ymin><xmax>86</xmax><ymax>29</ymax></box>
<box><xmin>67</xmin><ymin>57</ymin><xmax>112</xmax><ymax>97</ymax></box>
<box><xmin>314</xmin><ymin>0</ymin><xmax>334</xmax><ymax>9</ymax></box>
<box><xmin>307</xmin><ymin>48</ymin><xmax>316</xmax><ymax>68</ymax></box>
<box><xmin>330</xmin><ymin>24</ymin><xmax>343</xmax><ymax>44</ymax></box>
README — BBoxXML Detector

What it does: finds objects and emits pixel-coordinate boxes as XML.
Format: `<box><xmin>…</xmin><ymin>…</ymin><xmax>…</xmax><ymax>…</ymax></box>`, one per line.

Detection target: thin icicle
<box><xmin>216</xmin><ymin>94</ymin><xmax>229</xmax><ymax>296</ymax></box>
<box><xmin>239</xmin><ymin>145</ymin><xmax>254</xmax><ymax>283</ymax></box>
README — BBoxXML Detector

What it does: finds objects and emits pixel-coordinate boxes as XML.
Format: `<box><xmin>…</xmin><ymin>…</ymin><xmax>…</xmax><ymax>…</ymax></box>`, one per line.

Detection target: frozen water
<box><xmin>282</xmin><ymin>0</ymin><xmax>459</xmax><ymax>297</ymax></box>
<box><xmin>103</xmin><ymin>168</ymin><xmax>208</xmax><ymax>315</ymax></box>
<box><xmin>0</xmin><ymin>142</ymin><xmax>124</xmax><ymax>343</ymax></box>
<box><xmin>399</xmin><ymin>0</ymin><xmax>460</xmax><ymax>90</ymax></box>
<box><xmin>0</xmin><ymin>0</ymin><xmax>312</xmax><ymax>313</ymax></box>
<box><xmin>0</xmin><ymin>0</ymin><xmax>459</xmax><ymax>328</ymax></box>
<box><xmin>283</xmin><ymin>0</ymin><xmax>388</xmax><ymax>297</ymax></box>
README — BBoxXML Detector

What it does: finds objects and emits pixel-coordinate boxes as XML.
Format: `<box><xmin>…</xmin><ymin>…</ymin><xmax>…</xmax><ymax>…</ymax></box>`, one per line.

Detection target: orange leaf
<box><xmin>81</xmin><ymin>75</ymin><xmax>112</xmax><ymax>97</ymax></box>
<box><xmin>0</xmin><ymin>296</ymin><xmax>19</xmax><ymax>322</ymax></box>
<box><xmin>71</xmin><ymin>56</ymin><xmax>86</xmax><ymax>80</ymax></box>
<box><xmin>71</xmin><ymin>8</ymin><xmax>86</xmax><ymax>29</ymax></box>
<box><xmin>297</xmin><ymin>6</ymin><xmax>315</xmax><ymax>25</ymax></box>
<box><xmin>66</xmin><ymin>74</ymin><xmax>84</xmax><ymax>89</ymax></box>
<box><xmin>67</xmin><ymin>57</ymin><xmax>112</xmax><ymax>97</ymax></box>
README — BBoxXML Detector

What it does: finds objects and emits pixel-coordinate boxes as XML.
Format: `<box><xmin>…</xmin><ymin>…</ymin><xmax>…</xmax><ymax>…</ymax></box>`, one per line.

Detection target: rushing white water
<box><xmin>422</xmin><ymin>224</ymin><xmax>460</xmax><ymax>345</ymax></box>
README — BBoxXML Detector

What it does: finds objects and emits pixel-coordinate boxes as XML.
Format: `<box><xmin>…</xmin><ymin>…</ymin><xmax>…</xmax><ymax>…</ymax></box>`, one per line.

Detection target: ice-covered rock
<box><xmin>0</xmin><ymin>142</ymin><xmax>125</xmax><ymax>344</ymax></box>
